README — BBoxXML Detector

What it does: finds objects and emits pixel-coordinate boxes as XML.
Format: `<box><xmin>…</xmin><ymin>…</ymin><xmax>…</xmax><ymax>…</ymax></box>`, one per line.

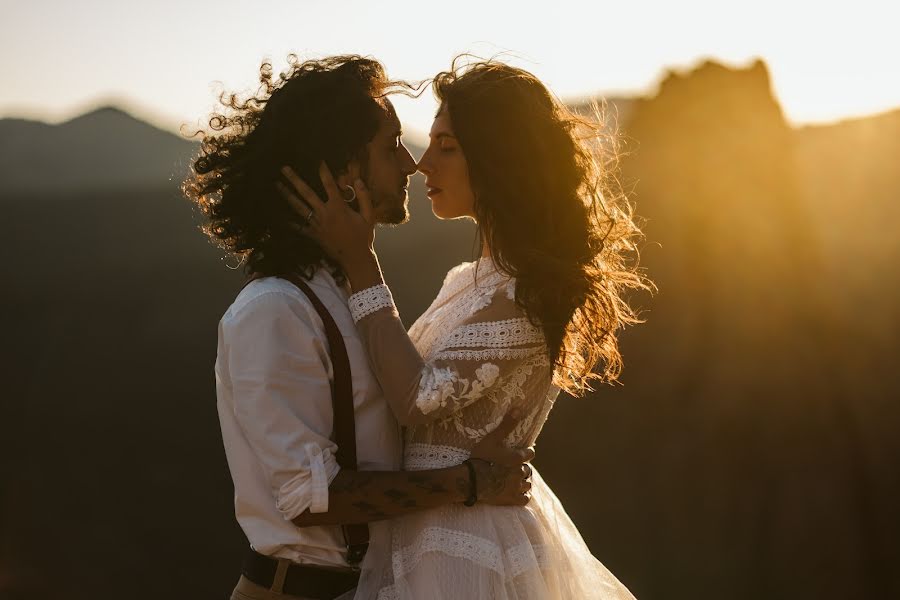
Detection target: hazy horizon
<box><xmin>3</xmin><ymin>0</ymin><xmax>899</xmax><ymax>137</ymax></box>
<box><xmin>5</xmin><ymin>56</ymin><xmax>899</xmax><ymax>145</ymax></box>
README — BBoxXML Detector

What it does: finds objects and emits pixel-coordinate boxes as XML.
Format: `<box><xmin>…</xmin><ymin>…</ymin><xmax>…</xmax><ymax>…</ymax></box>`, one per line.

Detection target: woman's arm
<box><xmin>275</xmin><ymin>165</ymin><xmax>548</xmax><ymax>426</ymax></box>
<box><xmin>348</xmin><ymin>281</ymin><xmax>547</xmax><ymax>426</ymax></box>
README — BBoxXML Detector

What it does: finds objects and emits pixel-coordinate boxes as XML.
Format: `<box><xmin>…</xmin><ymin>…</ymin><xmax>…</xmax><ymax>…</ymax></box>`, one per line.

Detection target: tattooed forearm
<box><xmin>291</xmin><ymin>466</ymin><xmax>468</xmax><ymax>528</ymax></box>
<box><xmin>408</xmin><ymin>473</ymin><xmax>451</xmax><ymax>494</ymax></box>
<box><xmin>329</xmin><ymin>471</ymin><xmax>375</xmax><ymax>494</ymax></box>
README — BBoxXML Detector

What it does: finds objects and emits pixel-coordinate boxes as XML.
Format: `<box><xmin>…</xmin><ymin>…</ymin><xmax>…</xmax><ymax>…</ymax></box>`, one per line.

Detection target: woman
<box><xmin>280</xmin><ymin>59</ymin><xmax>648</xmax><ymax>599</ymax></box>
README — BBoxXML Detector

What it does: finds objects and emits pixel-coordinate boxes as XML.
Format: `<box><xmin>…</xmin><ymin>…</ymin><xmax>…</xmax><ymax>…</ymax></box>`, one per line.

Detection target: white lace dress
<box><xmin>347</xmin><ymin>257</ymin><xmax>636</xmax><ymax>600</ymax></box>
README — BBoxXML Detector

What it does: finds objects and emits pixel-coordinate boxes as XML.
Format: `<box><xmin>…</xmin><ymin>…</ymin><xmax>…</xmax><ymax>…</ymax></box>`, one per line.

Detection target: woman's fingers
<box><xmin>275</xmin><ymin>181</ymin><xmax>324</xmax><ymax>241</ymax></box>
<box><xmin>275</xmin><ymin>181</ymin><xmax>312</xmax><ymax>218</ymax></box>
<box><xmin>281</xmin><ymin>165</ymin><xmax>326</xmax><ymax>215</ymax></box>
<box><xmin>354</xmin><ymin>178</ymin><xmax>375</xmax><ymax>225</ymax></box>
<box><xmin>318</xmin><ymin>161</ymin><xmax>343</xmax><ymax>205</ymax></box>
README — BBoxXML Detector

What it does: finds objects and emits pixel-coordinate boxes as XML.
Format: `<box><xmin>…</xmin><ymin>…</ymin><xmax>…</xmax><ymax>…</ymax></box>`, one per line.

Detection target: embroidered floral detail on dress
<box><xmin>505</xmin><ymin>279</ymin><xmax>516</xmax><ymax>300</ymax></box>
<box><xmin>475</xmin><ymin>363</ymin><xmax>500</xmax><ymax>387</ymax></box>
<box><xmin>416</xmin><ymin>367</ymin><xmax>458</xmax><ymax>415</ymax></box>
<box><xmin>469</xmin><ymin>287</ymin><xmax>496</xmax><ymax>313</ymax></box>
<box><xmin>446</xmin><ymin>352</ymin><xmax>551</xmax><ymax>440</ymax></box>
<box><xmin>414</xmin><ymin>362</ymin><xmax>503</xmax><ymax>416</ymax></box>
<box><xmin>406</xmin><ymin>257</ymin><xmax>558</xmax><ymax>457</ymax></box>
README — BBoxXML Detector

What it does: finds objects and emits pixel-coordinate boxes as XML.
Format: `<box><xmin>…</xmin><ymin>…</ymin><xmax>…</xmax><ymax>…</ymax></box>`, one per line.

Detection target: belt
<box><xmin>241</xmin><ymin>549</ymin><xmax>360</xmax><ymax>599</ymax></box>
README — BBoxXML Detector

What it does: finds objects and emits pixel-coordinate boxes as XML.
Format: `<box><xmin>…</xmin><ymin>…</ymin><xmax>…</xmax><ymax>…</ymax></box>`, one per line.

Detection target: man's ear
<box><xmin>344</xmin><ymin>159</ymin><xmax>362</xmax><ymax>185</ymax></box>
<box><xmin>335</xmin><ymin>159</ymin><xmax>362</xmax><ymax>189</ymax></box>
<box><xmin>333</xmin><ymin>168</ymin><xmax>349</xmax><ymax>189</ymax></box>
<box><xmin>332</xmin><ymin>160</ymin><xmax>362</xmax><ymax>204</ymax></box>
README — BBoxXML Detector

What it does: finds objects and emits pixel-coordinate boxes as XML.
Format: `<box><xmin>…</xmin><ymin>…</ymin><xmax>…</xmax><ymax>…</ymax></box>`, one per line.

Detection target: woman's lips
<box><xmin>426</xmin><ymin>186</ymin><xmax>443</xmax><ymax>197</ymax></box>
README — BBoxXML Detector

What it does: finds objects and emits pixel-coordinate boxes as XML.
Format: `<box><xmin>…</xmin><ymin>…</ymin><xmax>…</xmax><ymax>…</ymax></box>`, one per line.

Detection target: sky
<box><xmin>1</xmin><ymin>0</ymin><xmax>898</xmax><ymax>138</ymax></box>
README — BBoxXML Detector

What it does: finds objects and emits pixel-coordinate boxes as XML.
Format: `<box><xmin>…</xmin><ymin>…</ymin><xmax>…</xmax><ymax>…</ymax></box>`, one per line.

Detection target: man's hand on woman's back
<box><xmin>469</xmin><ymin>410</ymin><xmax>535</xmax><ymax>506</ymax></box>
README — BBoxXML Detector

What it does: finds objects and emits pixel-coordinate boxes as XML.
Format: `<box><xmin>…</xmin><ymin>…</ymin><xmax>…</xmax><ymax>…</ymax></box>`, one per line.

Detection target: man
<box><xmin>185</xmin><ymin>55</ymin><xmax>533</xmax><ymax>600</ymax></box>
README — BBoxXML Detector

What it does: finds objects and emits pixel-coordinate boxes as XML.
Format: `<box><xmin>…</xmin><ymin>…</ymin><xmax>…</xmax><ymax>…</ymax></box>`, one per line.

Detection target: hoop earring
<box><xmin>342</xmin><ymin>184</ymin><xmax>357</xmax><ymax>203</ymax></box>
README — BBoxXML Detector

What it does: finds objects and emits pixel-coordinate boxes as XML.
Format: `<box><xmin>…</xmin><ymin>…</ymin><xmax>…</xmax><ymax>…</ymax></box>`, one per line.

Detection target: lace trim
<box><xmin>348</xmin><ymin>284</ymin><xmax>395</xmax><ymax>323</ymax></box>
<box><xmin>388</xmin><ymin>526</ymin><xmax>553</xmax><ymax>581</ymax></box>
<box><xmin>441</xmin><ymin>318</ymin><xmax>544</xmax><ymax>350</ymax></box>
<box><xmin>412</xmin><ymin>268</ymin><xmax>511</xmax><ymax>359</ymax></box>
<box><xmin>506</xmin><ymin>541</ymin><xmax>553</xmax><ymax>576</ymax></box>
<box><xmin>376</xmin><ymin>586</ymin><xmax>399</xmax><ymax>600</ymax></box>
<box><xmin>393</xmin><ymin>527</ymin><xmax>502</xmax><ymax>578</ymax></box>
<box><xmin>432</xmin><ymin>346</ymin><xmax>544</xmax><ymax>362</ymax></box>
<box><xmin>403</xmin><ymin>443</ymin><xmax>469</xmax><ymax>470</ymax></box>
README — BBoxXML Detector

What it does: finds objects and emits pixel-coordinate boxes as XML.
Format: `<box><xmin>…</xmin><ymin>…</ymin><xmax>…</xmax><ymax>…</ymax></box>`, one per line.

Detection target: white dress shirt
<box><xmin>215</xmin><ymin>270</ymin><xmax>402</xmax><ymax>567</ymax></box>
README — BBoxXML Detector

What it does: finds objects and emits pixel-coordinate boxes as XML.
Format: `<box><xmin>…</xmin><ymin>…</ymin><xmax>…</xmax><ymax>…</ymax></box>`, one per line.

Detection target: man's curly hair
<box><xmin>183</xmin><ymin>54</ymin><xmax>415</xmax><ymax>281</ymax></box>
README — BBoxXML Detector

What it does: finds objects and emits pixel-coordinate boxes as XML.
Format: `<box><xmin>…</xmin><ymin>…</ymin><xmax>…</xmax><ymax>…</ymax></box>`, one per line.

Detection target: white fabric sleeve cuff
<box><xmin>274</xmin><ymin>443</ymin><xmax>340</xmax><ymax>519</ymax></box>
<box><xmin>348</xmin><ymin>284</ymin><xmax>396</xmax><ymax>323</ymax></box>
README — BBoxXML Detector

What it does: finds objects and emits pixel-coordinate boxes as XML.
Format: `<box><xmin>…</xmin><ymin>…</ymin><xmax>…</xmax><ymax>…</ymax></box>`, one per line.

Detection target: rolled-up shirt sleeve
<box><xmin>224</xmin><ymin>291</ymin><xmax>341</xmax><ymax>520</ymax></box>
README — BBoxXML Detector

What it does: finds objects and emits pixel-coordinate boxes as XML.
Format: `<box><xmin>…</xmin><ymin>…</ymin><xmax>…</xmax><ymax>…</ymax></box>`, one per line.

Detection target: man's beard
<box><xmin>374</xmin><ymin>190</ymin><xmax>409</xmax><ymax>226</ymax></box>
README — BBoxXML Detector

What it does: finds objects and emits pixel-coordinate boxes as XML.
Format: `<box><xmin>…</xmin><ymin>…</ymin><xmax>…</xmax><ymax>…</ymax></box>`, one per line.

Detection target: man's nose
<box><xmin>402</xmin><ymin>145</ymin><xmax>418</xmax><ymax>175</ymax></box>
<box><xmin>415</xmin><ymin>153</ymin><xmax>430</xmax><ymax>175</ymax></box>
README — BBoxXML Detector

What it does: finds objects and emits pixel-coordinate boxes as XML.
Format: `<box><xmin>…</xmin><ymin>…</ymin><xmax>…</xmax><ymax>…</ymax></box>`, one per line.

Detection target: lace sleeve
<box><xmin>350</xmin><ymin>282</ymin><xmax>548</xmax><ymax>426</ymax></box>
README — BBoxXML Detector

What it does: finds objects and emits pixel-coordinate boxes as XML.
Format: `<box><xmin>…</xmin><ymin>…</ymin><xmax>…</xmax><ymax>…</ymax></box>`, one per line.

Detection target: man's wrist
<box><xmin>444</xmin><ymin>464</ymin><xmax>470</xmax><ymax>503</ymax></box>
<box><xmin>462</xmin><ymin>460</ymin><xmax>478</xmax><ymax>506</ymax></box>
<box><xmin>467</xmin><ymin>458</ymin><xmax>501</xmax><ymax>504</ymax></box>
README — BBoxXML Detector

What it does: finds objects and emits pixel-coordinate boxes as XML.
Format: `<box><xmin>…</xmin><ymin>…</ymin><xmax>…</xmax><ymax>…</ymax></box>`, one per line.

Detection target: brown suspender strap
<box><xmin>285</xmin><ymin>276</ymin><xmax>359</xmax><ymax>469</ymax></box>
<box><xmin>243</xmin><ymin>273</ymin><xmax>369</xmax><ymax>565</ymax></box>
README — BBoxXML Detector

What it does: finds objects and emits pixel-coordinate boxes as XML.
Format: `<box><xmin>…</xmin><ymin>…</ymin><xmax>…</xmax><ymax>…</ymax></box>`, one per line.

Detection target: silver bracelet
<box><xmin>348</xmin><ymin>284</ymin><xmax>395</xmax><ymax>323</ymax></box>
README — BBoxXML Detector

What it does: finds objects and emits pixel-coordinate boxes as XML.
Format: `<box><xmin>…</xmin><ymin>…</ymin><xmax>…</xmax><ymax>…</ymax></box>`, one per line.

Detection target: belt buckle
<box><xmin>346</xmin><ymin>542</ymin><xmax>369</xmax><ymax>566</ymax></box>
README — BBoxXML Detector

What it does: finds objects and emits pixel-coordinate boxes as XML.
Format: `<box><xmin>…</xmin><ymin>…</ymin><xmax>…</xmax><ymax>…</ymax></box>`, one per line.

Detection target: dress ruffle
<box><xmin>354</xmin><ymin>466</ymin><xmax>635</xmax><ymax>599</ymax></box>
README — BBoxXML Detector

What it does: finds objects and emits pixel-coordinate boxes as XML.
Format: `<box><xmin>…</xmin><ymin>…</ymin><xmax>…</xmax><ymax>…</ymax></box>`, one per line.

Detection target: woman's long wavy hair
<box><xmin>433</xmin><ymin>58</ymin><xmax>652</xmax><ymax>394</ymax></box>
<box><xmin>183</xmin><ymin>55</ymin><xmax>415</xmax><ymax>281</ymax></box>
